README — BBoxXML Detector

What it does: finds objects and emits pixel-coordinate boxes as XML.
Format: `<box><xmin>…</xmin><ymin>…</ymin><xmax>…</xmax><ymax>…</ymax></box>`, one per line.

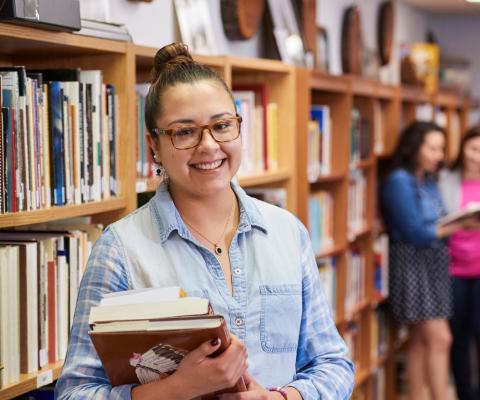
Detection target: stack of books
<box><xmin>89</xmin><ymin>287</ymin><xmax>246</xmax><ymax>396</ymax></box>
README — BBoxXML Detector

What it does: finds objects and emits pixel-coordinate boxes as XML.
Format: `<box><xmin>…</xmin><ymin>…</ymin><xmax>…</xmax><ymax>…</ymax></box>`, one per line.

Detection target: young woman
<box><xmin>381</xmin><ymin>121</ymin><xmax>473</xmax><ymax>400</ymax></box>
<box><xmin>55</xmin><ymin>43</ymin><xmax>354</xmax><ymax>400</ymax></box>
<box><xmin>438</xmin><ymin>126</ymin><xmax>480</xmax><ymax>400</ymax></box>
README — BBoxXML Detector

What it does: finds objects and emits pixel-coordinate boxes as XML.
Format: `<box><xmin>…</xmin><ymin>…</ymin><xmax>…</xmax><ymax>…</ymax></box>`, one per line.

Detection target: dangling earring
<box><xmin>154</xmin><ymin>153</ymin><xmax>166</xmax><ymax>178</ymax></box>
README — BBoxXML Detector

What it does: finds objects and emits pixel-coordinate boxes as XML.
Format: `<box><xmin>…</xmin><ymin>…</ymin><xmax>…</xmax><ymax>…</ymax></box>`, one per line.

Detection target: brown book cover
<box><xmin>89</xmin><ymin>315</ymin><xmax>246</xmax><ymax>397</ymax></box>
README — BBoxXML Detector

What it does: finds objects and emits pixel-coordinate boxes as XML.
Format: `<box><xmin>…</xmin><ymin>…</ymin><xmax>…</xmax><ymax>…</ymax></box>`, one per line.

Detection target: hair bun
<box><xmin>153</xmin><ymin>43</ymin><xmax>193</xmax><ymax>81</ymax></box>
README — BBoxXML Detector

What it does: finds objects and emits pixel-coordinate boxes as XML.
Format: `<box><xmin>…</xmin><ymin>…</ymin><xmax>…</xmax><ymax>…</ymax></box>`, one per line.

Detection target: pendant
<box><xmin>214</xmin><ymin>245</ymin><xmax>223</xmax><ymax>255</ymax></box>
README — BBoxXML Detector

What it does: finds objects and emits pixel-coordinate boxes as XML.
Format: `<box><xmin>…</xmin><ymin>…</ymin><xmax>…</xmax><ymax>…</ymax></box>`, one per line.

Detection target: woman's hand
<box><xmin>459</xmin><ymin>216</ymin><xmax>480</xmax><ymax>231</ymax></box>
<box><xmin>171</xmin><ymin>336</ymin><xmax>248</xmax><ymax>399</ymax></box>
<box><xmin>217</xmin><ymin>372</ymin><xmax>283</xmax><ymax>400</ymax></box>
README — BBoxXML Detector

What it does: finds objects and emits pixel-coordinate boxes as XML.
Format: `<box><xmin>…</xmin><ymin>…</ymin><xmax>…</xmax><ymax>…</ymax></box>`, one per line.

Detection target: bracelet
<box><xmin>268</xmin><ymin>386</ymin><xmax>288</xmax><ymax>400</ymax></box>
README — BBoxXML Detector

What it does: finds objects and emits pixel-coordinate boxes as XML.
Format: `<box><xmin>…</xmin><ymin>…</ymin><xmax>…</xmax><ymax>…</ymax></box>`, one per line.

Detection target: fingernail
<box><xmin>210</xmin><ymin>338</ymin><xmax>219</xmax><ymax>346</ymax></box>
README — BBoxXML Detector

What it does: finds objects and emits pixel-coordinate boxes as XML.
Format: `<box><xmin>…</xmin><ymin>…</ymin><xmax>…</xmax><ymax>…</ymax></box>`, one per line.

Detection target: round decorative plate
<box><xmin>378</xmin><ymin>1</ymin><xmax>394</xmax><ymax>66</ymax></box>
<box><xmin>341</xmin><ymin>5</ymin><xmax>363</xmax><ymax>75</ymax></box>
<box><xmin>221</xmin><ymin>0</ymin><xmax>265</xmax><ymax>40</ymax></box>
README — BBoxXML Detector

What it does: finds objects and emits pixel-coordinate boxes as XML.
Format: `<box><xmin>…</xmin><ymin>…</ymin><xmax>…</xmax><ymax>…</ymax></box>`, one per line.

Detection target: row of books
<box><xmin>344</xmin><ymin>319</ymin><xmax>361</xmax><ymax>372</ymax></box>
<box><xmin>0</xmin><ymin>225</ymin><xmax>101</xmax><ymax>388</ymax></box>
<box><xmin>317</xmin><ymin>257</ymin><xmax>337</xmax><ymax>318</ymax></box>
<box><xmin>370</xmin><ymin>306</ymin><xmax>390</xmax><ymax>363</ymax></box>
<box><xmin>135</xmin><ymin>84</ymin><xmax>154</xmax><ymax>180</ymax></box>
<box><xmin>373</xmin><ymin>234</ymin><xmax>389</xmax><ymax>300</ymax></box>
<box><xmin>308</xmin><ymin>190</ymin><xmax>334</xmax><ymax>254</ymax></box>
<box><xmin>350</xmin><ymin>108</ymin><xmax>372</xmax><ymax>165</ymax></box>
<box><xmin>0</xmin><ymin>67</ymin><xmax>118</xmax><ymax>214</ymax></box>
<box><xmin>233</xmin><ymin>85</ymin><xmax>279</xmax><ymax>176</ymax></box>
<box><xmin>348</xmin><ymin>169</ymin><xmax>367</xmax><ymax>235</ymax></box>
<box><xmin>345</xmin><ymin>246</ymin><xmax>366</xmax><ymax>314</ymax></box>
<box><xmin>307</xmin><ymin>105</ymin><xmax>331</xmax><ymax>181</ymax></box>
<box><xmin>370</xmin><ymin>366</ymin><xmax>387</xmax><ymax>400</ymax></box>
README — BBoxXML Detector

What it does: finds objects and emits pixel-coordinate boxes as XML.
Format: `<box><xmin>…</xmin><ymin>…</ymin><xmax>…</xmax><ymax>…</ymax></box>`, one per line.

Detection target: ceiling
<box><xmin>402</xmin><ymin>0</ymin><xmax>480</xmax><ymax>14</ymax></box>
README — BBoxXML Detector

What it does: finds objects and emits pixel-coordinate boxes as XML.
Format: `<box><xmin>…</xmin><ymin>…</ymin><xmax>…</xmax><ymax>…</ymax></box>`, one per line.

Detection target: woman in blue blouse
<box><xmin>55</xmin><ymin>43</ymin><xmax>354</xmax><ymax>400</ymax></box>
<box><xmin>382</xmin><ymin>121</ymin><xmax>471</xmax><ymax>400</ymax></box>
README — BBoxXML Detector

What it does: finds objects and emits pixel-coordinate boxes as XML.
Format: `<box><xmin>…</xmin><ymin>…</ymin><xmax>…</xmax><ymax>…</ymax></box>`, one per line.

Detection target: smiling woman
<box><xmin>54</xmin><ymin>42</ymin><xmax>354</xmax><ymax>400</ymax></box>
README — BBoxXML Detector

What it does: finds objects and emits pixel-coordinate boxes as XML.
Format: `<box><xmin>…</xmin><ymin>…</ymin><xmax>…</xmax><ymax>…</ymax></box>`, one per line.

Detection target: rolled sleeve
<box><xmin>288</xmin><ymin>222</ymin><xmax>354</xmax><ymax>400</ymax></box>
<box><xmin>55</xmin><ymin>227</ymin><xmax>134</xmax><ymax>400</ymax></box>
<box><xmin>382</xmin><ymin>171</ymin><xmax>437</xmax><ymax>247</ymax></box>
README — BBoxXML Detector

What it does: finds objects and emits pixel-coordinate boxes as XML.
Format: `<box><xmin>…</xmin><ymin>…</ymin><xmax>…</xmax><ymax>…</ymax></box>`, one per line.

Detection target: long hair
<box><xmin>389</xmin><ymin>120</ymin><xmax>446</xmax><ymax>175</ymax></box>
<box><xmin>450</xmin><ymin>125</ymin><xmax>480</xmax><ymax>171</ymax></box>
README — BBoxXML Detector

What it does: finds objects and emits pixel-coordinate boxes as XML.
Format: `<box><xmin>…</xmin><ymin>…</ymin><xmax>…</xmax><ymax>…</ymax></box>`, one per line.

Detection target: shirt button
<box><xmin>235</xmin><ymin>318</ymin><xmax>243</xmax><ymax>326</ymax></box>
<box><xmin>234</xmin><ymin>268</ymin><xmax>241</xmax><ymax>275</ymax></box>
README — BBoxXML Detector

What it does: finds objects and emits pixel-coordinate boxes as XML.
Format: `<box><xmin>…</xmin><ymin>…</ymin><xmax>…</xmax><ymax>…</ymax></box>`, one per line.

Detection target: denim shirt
<box><xmin>382</xmin><ymin>169</ymin><xmax>446</xmax><ymax>247</ymax></box>
<box><xmin>55</xmin><ymin>181</ymin><xmax>354</xmax><ymax>400</ymax></box>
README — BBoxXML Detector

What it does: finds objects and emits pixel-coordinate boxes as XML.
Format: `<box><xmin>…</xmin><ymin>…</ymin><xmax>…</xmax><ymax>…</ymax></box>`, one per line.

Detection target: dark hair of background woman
<box><xmin>388</xmin><ymin>120</ymin><xmax>446</xmax><ymax>175</ymax></box>
<box><xmin>450</xmin><ymin>125</ymin><xmax>480</xmax><ymax>171</ymax></box>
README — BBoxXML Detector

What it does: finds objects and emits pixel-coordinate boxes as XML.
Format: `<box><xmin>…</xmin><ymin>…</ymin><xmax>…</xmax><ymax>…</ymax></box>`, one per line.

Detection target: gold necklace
<box><xmin>183</xmin><ymin>199</ymin><xmax>235</xmax><ymax>256</ymax></box>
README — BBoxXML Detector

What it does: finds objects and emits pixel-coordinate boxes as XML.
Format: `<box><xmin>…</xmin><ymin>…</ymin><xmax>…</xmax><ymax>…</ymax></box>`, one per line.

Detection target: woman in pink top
<box><xmin>438</xmin><ymin>126</ymin><xmax>480</xmax><ymax>400</ymax></box>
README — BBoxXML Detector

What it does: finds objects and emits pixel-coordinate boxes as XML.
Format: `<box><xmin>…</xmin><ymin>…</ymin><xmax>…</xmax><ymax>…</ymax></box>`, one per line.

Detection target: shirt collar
<box><xmin>150</xmin><ymin>180</ymin><xmax>268</xmax><ymax>244</ymax></box>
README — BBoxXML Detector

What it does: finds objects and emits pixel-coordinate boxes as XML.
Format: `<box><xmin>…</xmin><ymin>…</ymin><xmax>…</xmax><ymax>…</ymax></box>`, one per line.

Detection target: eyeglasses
<box><xmin>151</xmin><ymin>115</ymin><xmax>242</xmax><ymax>150</ymax></box>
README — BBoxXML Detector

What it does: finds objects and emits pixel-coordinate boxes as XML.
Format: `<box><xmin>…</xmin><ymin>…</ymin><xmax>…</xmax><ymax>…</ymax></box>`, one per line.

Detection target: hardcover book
<box><xmin>89</xmin><ymin>292</ymin><xmax>246</xmax><ymax>397</ymax></box>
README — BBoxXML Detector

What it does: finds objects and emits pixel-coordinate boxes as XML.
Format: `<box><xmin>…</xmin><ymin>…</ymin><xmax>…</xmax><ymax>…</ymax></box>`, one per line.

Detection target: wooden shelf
<box><xmin>377</xmin><ymin>84</ymin><xmax>398</xmax><ymax>100</ymax></box>
<box><xmin>0</xmin><ymin>22</ymin><xmax>127</xmax><ymax>56</ymax></box>
<box><xmin>351</xmin><ymin>158</ymin><xmax>375</xmax><ymax>170</ymax></box>
<box><xmin>310</xmin><ymin>70</ymin><xmax>350</xmax><ymax>93</ymax></box>
<box><xmin>371</xmin><ymin>293</ymin><xmax>389</xmax><ymax>307</ymax></box>
<box><xmin>0</xmin><ymin>198</ymin><xmax>126</xmax><ymax>229</ymax></box>
<box><xmin>229</xmin><ymin>56</ymin><xmax>291</xmax><ymax>73</ymax></box>
<box><xmin>0</xmin><ymin>361</ymin><xmax>63</xmax><ymax>399</ymax></box>
<box><xmin>401</xmin><ymin>85</ymin><xmax>430</xmax><ymax>103</ymax></box>
<box><xmin>348</xmin><ymin>225</ymin><xmax>373</xmax><ymax>243</ymax></box>
<box><xmin>343</xmin><ymin>298</ymin><xmax>371</xmax><ymax>323</ymax></box>
<box><xmin>349</xmin><ymin>76</ymin><xmax>378</xmax><ymax>97</ymax></box>
<box><xmin>354</xmin><ymin>366</ymin><xmax>371</xmax><ymax>387</ymax></box>
<box><xmin>238</xmin><ymin>170</ymin><xmax>291</xmax><ymax>187</ymax></box>
<box><xmin>309</xmin><ymin>172</ymin><xmax>347</xmax><ymax>185</ymax></box>
<box><xmin>315</xmin><ymin>242</ymin><xmax>345</xmax><ymax>259</ymax></box>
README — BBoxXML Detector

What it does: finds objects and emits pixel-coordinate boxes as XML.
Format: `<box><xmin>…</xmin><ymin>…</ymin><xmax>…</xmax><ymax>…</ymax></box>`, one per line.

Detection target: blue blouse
<box><xmin>382</xmin><ymin>169</ymin><xmax>446</xmax><ymax>247</ymax></box>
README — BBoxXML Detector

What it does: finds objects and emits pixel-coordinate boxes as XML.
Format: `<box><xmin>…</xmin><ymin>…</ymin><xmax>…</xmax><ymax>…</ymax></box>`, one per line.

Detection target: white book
<box><xmin>80</xmin><ymin>71</ymin><xmax>103</xmax><ymax>201</ymax></box>
<box><xmin>57</xmin><ymin>247</ymin><xmax>69</xmax><ymax>360</ymax></box>
<box><xmin>89</xmin><ymin>297</ymin><xmax>210</xmax><ymax>325</ymax></box>
<box><xmin>100</xmin><ymin>286</ymin><xmax>186</xmax><ymax>306</ymax></box>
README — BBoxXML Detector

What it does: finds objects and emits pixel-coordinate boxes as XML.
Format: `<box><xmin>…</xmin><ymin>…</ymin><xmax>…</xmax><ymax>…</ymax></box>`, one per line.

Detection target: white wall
<box><xmin>90</xmin><ymin>0</ymin><xmax>431</xmax><ymax>67</ymax></box>
<box><xmin>427</xmin><ymin>14</ymin><xmax>480</xmax><ymax>102</ymax></box>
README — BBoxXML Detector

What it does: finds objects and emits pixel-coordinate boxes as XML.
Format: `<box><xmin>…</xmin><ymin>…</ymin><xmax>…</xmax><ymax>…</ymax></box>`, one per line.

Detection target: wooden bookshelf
<box><xmin>0</xmin><ymin>198</ymin><xmax>127</xmax><ymax>229</ymax></box>
<box><xmin>0</xmin><ymin>361</ymin><xmax>63</xmax><ymax>399</ymax></box>
<box><xmin>0</xmin><ymin>22</ymin><xmax>136</xmax><ymax>399</ymax></box>
<box><xmin>295</xmin><ymin>68</ymin><xmax>471</xmax><ymax>399</ymax></box>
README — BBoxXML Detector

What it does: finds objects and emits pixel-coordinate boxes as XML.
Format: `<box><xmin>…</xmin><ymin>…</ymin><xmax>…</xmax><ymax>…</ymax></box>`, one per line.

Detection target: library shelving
<box><xmin>0</xmin><ymin>20</ymin><xmax>472</xmax><ymax>400</ymax></box>
<box><xmin>295</xmin><ymin>67</ymin><xmax>470</xmax><ymax>399</ymax></box>
<box><xmin>0</xmin><ymin>21</ymin><xmax>138</xmax><ymax>399</ymax></box>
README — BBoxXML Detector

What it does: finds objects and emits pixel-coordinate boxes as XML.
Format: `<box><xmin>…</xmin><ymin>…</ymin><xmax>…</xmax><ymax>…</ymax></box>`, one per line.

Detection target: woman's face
<box><xmin>148</xmin><ymin>79</ymin><xmax>241</xmax><ymax>199</ymax></box>
<box><xmin>417</xmin><ymin>130</ymin><xmax>445</xmax><ymax>174</ymax></box>
<box><xmin>463</xmin><ymin>136</ymin><xmax>480</xmax><ymax>175</ymax></box>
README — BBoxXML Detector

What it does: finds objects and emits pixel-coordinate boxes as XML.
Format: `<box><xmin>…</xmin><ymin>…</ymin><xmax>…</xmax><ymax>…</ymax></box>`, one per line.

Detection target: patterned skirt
<box><xmin>389</xmin><ymin>241</ymin><xmax>453</xmax><ymax>324</ymax></box>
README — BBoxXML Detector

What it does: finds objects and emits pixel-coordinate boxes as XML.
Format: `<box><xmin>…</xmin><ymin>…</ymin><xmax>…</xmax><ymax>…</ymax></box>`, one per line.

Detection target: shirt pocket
<box><xmin>259</xmin><ymin>284</ymin><xmax>302</xmax><ymax>353</ymax></box>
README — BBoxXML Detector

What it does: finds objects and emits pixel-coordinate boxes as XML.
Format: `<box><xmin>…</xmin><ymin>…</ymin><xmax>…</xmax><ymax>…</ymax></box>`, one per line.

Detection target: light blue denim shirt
<box><xmin>55</xmin><ymin>181</ymin><xmax>354</xmax><ymax>400</ymax></box>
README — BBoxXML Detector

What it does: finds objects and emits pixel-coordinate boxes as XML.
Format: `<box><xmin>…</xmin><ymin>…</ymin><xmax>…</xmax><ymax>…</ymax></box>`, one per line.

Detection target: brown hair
<box><xmin>145</xmin><ymin>43</ymin><xmax>234</xmax><ymax>135</ymax></box>
<box><xmin>450</xmin><ymin>125</ymin><xmax>480</xmax><ymax>171</ymax></box>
